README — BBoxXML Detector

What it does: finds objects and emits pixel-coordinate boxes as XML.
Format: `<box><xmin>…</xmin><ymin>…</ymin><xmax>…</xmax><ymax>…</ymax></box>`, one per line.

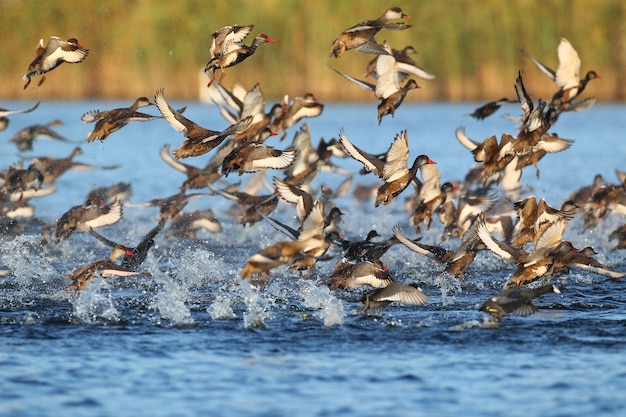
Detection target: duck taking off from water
<box><xmin>480</xmin><ymin>284</ymin><xmax>561</xmax><ymax>321</ymax></box>
<box><xmin>67</xmin><ymin>244</ymin><xmax>148</xmax><ymax>291</ymax></box>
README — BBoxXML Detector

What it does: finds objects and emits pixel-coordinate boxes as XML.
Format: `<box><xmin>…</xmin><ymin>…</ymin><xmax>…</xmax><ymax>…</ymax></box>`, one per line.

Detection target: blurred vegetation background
<box><xmin>0</xmin><ymin>0</ymin><xmax>624</xmax><ymax>102</ymax></box>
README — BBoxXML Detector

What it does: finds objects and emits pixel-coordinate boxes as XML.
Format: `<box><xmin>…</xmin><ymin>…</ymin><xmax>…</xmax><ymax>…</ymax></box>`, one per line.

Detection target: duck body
<box><xmin>83</xmin><ymin>97</ymin><xmax>156</xmax><ymax>142</ymax></box>
<box><xmin>2</xmin><ymin>165</ymin><xmax>43</xmax><ymax>194</ymax></box>
<box><xmin>9</xmin><ymin>119</ymin><xmax>68</xmax><ymax>151</ymax></box>
<box><xmin>204</xmin><ymin>26</ymin><xmax>275</xmax><ymax>86</ymax></box>
<box><xmin>54</xmin><ymin>200</ymin><xmax>122</xmax><ymax>243</ymax></box>
<box><xmin>331</xmin><ymin>41</ymin><xmax>419</xmax><ymax>123</ymax></box>
<box><xmin>155</xmin><ymin>88</ymin><xmax>253</xmax><ymax>159</ymax></box>
<box><xmin>468</xmin><ymin>98</ymin><xmax>514</xmax><ymax>120</ymax></box>
<box><xmin>357</xmin><ymin>282</ymin><xmax>427</xmax><ymax>314</ymax></box>
<box><xmin>170</xmin><ymin>210</ymin><xmax>222</xmax><ymax>239</ymax></box>
<box><xmin>23</xmin><ymin>36</ymin><xmax>88</xmax><ymax>88</ymax></box>
<box><xmin>329</xmin><ymin>7</ymin><xmax>411</xmax><ymax>58</ymax></box>
<box><xmin>30</xmin><ymin>147</ymin><xmax>83</xmax><ymax>184</ymax></box>
<box><xmin>393</xmin><ymin>220</ymin><xmax>480</xmax><ymax>280</ymax></box>
<box><xmin>0</xmin><ymin>101</ymin><xmax>40</xmax><ymax>131</ymax></box>
<box><xmin>326</xmin><ymin>259</ymin><xmax>393</xmax><ymax>290</ymax></box>
<box><xmin>207</xmin><ymin>182</ymin><xmax>278</xmax><ymax>227</ymax></box>
<box><xmin>88</xmin><ymin>219</ymin><xmax>166</xmax><ymax>269</ymax></box>
<box><xmin>521</xmin><ymin>37</ymin><xmax>599</xmax><ymax>111</ymax></box>
<box><xmin>480</xmin><ymin>284</ymin><xmax>560</xmax><ymax>321</ymax></box>
<box><xmin>67</xmin><ymin>245</ymin><xmax>144</xmax><ymax>291</ymax></box>
<box><xmin>476</xmin><ymin>212</ymin><xmax>573</xmax><ymax>287</ymax></box>
<box><xmin>339</xmin><ymin>129</ymin><xmax>435</xmax><ymax>207</ymax></box>
<box><xmin>240</xmin><ymin>235</ymin><xmax>327</xmax><ymax>279</ymax></box>
<box><xmin>220</xmin><ymin>143</ymin><xmax>296</xmax><ymax>176</ymax></box>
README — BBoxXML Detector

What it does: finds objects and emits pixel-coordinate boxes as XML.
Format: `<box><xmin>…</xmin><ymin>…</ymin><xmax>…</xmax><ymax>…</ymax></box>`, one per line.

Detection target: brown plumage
<box><xmin>134</xmin><ymin>191</ymin><xmax>207</xmax><ymax>222</ymax></box>
<box><xmin>1</xmin><ymin>164</ymin><xmax>43</xmax><ymax>194</ymax></box>
<box><xmin>510</xmin><ymin>196</ymin><xmax>578</xmax><ymax>248</ymax></box>
<box><xmin>23</xmin><ymin>36</ymin><xmax>88</xmax><ymax>88</ymax></box>
<box><xmin>393</xmin><ymin>218</ymin><xmax>481</xmax><ymax>280</ymax></box>
<box><xmin>568</xmin><ymin>174</ymin><xmax>606</xmax><ymax>207</ymax></box>
<box><xmin>159</xmin><ymin>145</ymin><xmax>220</xmax><ymax>190</ymax></box>
<box><xmin>85</xmin><ymin>182</ymin><xmax>132</xmax><ymax>206</ymax></box>
<box><xmin>454</xmin><ymin>128</ymin><xmax>515</xmax><ymax>183</ymax></box>
<box><xmin>88</xmin><ymin>220</ymin><xmax>166</xmax><ymax>270</ymax></box>
<box><xmin>83</xmin><ymin>97</ymin><xmax>157</xmax><ymax>142</ymax></box>
<box><xmin>468</xmin><ymin>98</ymin><xmax>514</xmax><ymax>120</ymax></box>
<box><xmin>273</xmin><ymin>176</ymin><xmax>315</xmax><ymax>224</ymax></box>
<box><xmin>549</xmin><ymin>245</ymin><xmax>626</xmax><ymax>279</ymax></box>
<box><xmin>155</xmin><ymin>88</ymin><xmax>253</xmax><ymax>159</ymax></box>
<box><xmin>583</xmin><ymin>184</ymin><xmax>626</xmax><ymax>229</ymax></box>
<box><xmin>8</xmin><ymin>119</ymin><xmax>69</xmax><ymax>151</ymax></box>
<box><xmin>220</xmin><ymin>143</ymin><xmax>296</xmax><ymax>176</ymax></box>
<box><xmin>339</xmin><ymin>129</ymin><xmax>435</xmax><ymax>206</ymax></box>
<box><xmin>269</xmin><ymin>93</ymin><xmax>324</xmax><ymax>135</ymax></box>
<box><xmin>521</xmin><ymin>37</ymin><xmax>599</xmax><ymax>112</ymax></box>
<box><xmin>240</xmin><ymin>235</ymin><xmax>328</xmax><ymax>279</ymax></box>
<box><xmin>170</xmin><ymin>210</ymin><xmax>222</xmax><ymax>239</ymax></box>
<box><xmin>30</xmin><ymin>147</ymin><xmax>83</xmax><ymax>184</ymax></box>
<box><xmin>207</xmin><ymin>182</ymin><xmax>278</xmax><ymax>227</ymax></box>
<box><xmin>609</xmin><ymin>224</ymin><xmax>626</xmax><ymax>250</ymax></box>
<box><xmin>365</xmin><ymin>45</ymin><xmax>436</xmax><ymax>82</ymax></box>
<box><xmin>512</xmin><ymin>72</ymin><xmax>559</xmax><ymax>155</ymax></box>
<box><xmin>331</xmin><ymin>41</ymin><xmax>419</xmax><ymax>124</ymax></box>
<box><xmin>480</xmin><ymin>284</ymin><xmax>561</xmax><ymax>321</ymax></box>
<box><xmin>325</xmin><ymin>259</ymin><xmax>393</xmax><ymax>291</ymax></box>
<box><xmin>356</xmin><ymin>281</ymin><xmax>428</xmax><ymax>314</ymax></box>
<box><xmin>376</xmin><ymin>79</ymin><xmax>419</xmax><ymax>124</ymax></box>
<box><xmin>67</xmin><ymin>245</ymin><xmax>147</xmax><ymax>291</ymax></box>
<box><xmin>410</xmin><ymin>181</ymin><xmax>456</xmax><ymax>233</ymax></box>
<box><xmin>204</xmin><ymin>27</ymin><xmax>275</xmax><ymax>86</ymax></box>
<box><xmin>329</xmin><ymin>7</ymin><xmax>411</xmax><ymax>58</ymax></box>
<box><xmin>54</xmin><ymin>200</ymin><xmax>122</xmax><ymax>243</ymax></box>
<box><xmin>476</xmin><ymin>212</ymin><xmax>574</xmax><ymax>287</ymax></box>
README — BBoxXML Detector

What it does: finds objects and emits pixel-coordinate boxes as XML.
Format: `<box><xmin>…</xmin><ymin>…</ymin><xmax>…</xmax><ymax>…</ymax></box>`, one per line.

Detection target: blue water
<box><xmin>1</xmin><ymin>100</ymin><xmax>626</xmax><ymax>417</ymax></box>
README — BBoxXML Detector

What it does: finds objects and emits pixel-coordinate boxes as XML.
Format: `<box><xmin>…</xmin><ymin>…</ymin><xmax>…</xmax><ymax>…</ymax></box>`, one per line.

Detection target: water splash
<box><xmin>0</xmin><ymin>234</ymin><xmax>57</xmax><ymax>286</ymax></box>
<box><xmin>173</xmin><ymin>247</ymin><xmax>226</xmax><ymax>289</ymax></box>
<box><xmin>298</xmin><ymin>280</ymin><xmax>345</xmax><ymax>326</ymax></box>
<box><xmin>207</xmin><ymin>297</ymin><xmax>236</xmax><ymax>320</ymax></box>
<box><xmin>70</xmin><ymin>277</ymin><xmax>120</xmax><ymax>324</ymax></box>
<box><xmin>435</xmin><ymin>274</ymin><xmax>463</xmax><ymax>306</ymax></box>
<box><xmin>150</xmin><ymin>272</ymin><xmax>194</xmax><ymax>326</ymax></box>
<box><xmin>451</xmin><ymin>315</ymin><xmax>500</xmax><ymax>330</ymax></box>
<box><xmin>0</xmin><ymin>310</ymin><xmax>41</xmax><ymax>325</ymax></box>
<box><xmin>240</xmin><ymin>280</ymin><xmax>270</xmax><ymax>328</ymax></box>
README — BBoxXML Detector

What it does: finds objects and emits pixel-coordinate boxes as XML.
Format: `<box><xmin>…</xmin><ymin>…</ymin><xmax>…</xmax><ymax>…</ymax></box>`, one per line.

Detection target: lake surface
<box><xmin>1</xmin><ymin>99</ymin><xmax>625</xmax><ymax>417</ymax></box>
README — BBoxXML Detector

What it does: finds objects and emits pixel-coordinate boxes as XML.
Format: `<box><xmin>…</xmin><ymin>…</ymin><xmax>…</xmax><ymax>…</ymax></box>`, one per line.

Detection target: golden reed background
<box><xmin>1</xmin><ymin>0</ymin><xmax>624</xmax><ymax>101</ymax></box>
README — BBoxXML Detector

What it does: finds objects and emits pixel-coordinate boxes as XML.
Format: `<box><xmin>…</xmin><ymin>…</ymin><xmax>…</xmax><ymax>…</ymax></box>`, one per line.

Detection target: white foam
<box><xmin>150</xmin><ymin>272</ymin><xmax>194</xmax><ymax>325</ymax></box>
<box><xmin>240</xmin><ymin>280</ymin><xmax>270</xmax><ymax>328</ymax></box>
<box><xmin>435</xmin><ymin>274</ymin><xmax>463</xmax><ymax>306</ymax></box>
<box><xmin>0</xmin><ymin>234</ymin><xmax>57</xmax><ymax>286</ymax></box>
<box><xmin>70</xmin><ymin>277</ymin><xmax>120</xmax><ymax>324</ymax></box>
<box><xmin>298</xmin><ymin>280</ymin><xmax>345</xmax><ymax>326</ymax></box>
<box><xmin>207</xmin><ymin>297</ymin><xmax>237</xmax><ymax>320</ymax></box>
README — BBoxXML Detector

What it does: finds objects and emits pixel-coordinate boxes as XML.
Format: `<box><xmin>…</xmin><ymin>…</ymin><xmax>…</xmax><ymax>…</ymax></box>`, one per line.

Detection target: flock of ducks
<box><xmin>1</xmin><ymin>7</ymin><xmax>625</xmax><ymax>323</ymax></box>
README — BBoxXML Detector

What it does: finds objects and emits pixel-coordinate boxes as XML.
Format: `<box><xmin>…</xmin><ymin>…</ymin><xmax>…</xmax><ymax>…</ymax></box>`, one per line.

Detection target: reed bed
<box><xmin>0</xmin><ymin>0</ymin><xmax>623</xmax><ymax>100</ymax></box>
